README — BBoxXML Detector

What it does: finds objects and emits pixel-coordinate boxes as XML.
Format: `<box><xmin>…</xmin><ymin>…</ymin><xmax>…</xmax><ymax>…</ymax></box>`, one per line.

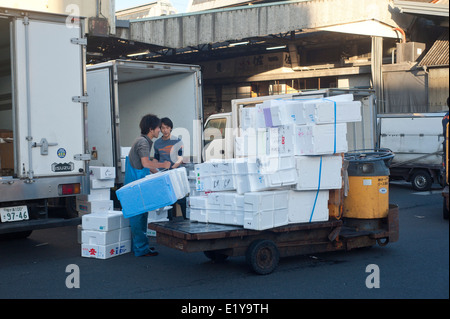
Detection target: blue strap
<box><xmin>309</xmin><ymin>155</ymin><xmax>323</xmax><ymax>223</ymax></box>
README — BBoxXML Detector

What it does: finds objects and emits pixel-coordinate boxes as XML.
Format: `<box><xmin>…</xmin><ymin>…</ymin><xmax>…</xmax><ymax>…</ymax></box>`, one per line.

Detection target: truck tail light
<box><xmin>59</xmin><ymin>183</ymin><xmax>81</xmax><ymax>195</ymax></box>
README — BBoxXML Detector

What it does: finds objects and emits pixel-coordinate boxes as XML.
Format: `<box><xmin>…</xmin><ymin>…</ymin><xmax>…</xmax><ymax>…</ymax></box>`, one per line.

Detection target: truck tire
<box><xmin>411</xmin><ymin>170</ymin><xmax>432</xmax><ymax>191</ymax></box>
<box><xmin>246</xmin><ymin>239</ymin><xmax>279</xmax><ymax>275</ymax></box>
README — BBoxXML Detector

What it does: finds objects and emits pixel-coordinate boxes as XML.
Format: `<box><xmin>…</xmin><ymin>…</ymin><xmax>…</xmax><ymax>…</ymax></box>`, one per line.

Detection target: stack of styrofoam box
<box><xmin>191</xmin><ymin>192</ymin><xmax>245</xmax><ymax>226</ymax></box>
<box><xmin>76</xmin><ymin>166</ymin><xmax>115</xmax><ymax>216</ymax></box>
<box><xmin>81</xmin><ymin>210</ymin><xmax>131</xmax><ymax>259</ymax></box>
<box><xmin>189</xmin><ymin>94</ymin><xmax>360</xmax><ymax>230</ymax></box>
<box><xmin>116</xmin><ymin>167</ymin><xmax>189</xmax><ymax>219</ymax></box>
<box><xmin>194</xmin><ymin>159</ymin><xmax>236</xmax><ymax>192</ymax></box>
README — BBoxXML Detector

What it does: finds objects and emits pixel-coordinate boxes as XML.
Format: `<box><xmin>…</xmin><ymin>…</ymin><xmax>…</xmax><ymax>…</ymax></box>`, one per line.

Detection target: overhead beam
<box><xmin>119</xmin><ymin>0</ymin><xmax>406</xmax><ymax>49</ymax></box>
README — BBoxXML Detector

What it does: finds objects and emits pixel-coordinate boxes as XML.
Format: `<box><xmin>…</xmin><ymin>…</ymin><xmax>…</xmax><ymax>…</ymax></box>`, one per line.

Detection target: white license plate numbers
<box><xmin>0</xmin><ymin>205</ymin><xmax>29</xmax><ymax>222</ymax></box>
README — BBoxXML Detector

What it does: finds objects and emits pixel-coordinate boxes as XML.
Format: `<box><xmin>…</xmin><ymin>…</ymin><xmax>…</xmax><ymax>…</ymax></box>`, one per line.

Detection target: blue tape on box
<box><xmin>116</xmin><ymin>174</ymin><xmax>178</xmax><ymax>218</ymax></box>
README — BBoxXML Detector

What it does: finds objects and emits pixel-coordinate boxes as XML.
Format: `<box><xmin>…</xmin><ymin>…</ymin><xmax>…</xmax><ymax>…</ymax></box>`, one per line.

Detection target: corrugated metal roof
<box><xmin>393</xmin><ymin>0</ymin><xmax>449</xmax><ymax>17</ymax></box>
<box><xmin>418</xmin><ymin>29</ymin><xmax>449</xmax><ymax>66</ymax></box>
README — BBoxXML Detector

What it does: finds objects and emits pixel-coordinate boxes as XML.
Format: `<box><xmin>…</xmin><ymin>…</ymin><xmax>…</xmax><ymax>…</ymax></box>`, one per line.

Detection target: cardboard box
<box><xmin>76</xmin><ymin>199</ymin><xmax>113</xmax><ymax>214</ymax></box>
<box><xmin>0</xmin><ymin>142</ymin><xmax>14</xmax><ymax>169</ymax></box>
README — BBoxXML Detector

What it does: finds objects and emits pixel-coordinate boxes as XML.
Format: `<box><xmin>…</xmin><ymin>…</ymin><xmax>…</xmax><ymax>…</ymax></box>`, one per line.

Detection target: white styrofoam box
<box><xmin>273</xmin><ymin>208</ymin><xmax>289</xmax><ymax>228</ymax></box>
<box><xmin>163</xmin><ymin>167</ymin><xmax>190</xmax><ymax>199</ymax></box>
<box><xmin>244</xmin><ymin>190</ymin><xmax>289</xmax><ymax>212</ymax></box>
<box><xmin>263</xmin><ymin>100</ymin><xmax>305</xmax><ymax>127</ymax></box>
<box><xmin>207</xmin><ymin>210</ymin><xmax>225</xmax><ymax>224</ymax></box>
<box><xmin>106</xmin><ymin>210</ymin><xmax>130</xmax><ymax>228</ymax></box>
<box><xmin>262</xmin><ymin>99</ymin><xmax>286</xmax><ymax>127</ymax></box>
<box><xmin>82</xmin><ymin>228</ymin><xmax>120</xmax><ymax>245</ymax></box>
<box><xmin>235</xmin><ymin>173</ymin><xmax>251</xmax><ymax>194</ymax></box>
<box><xmin>189</xmin><ymin>195</ymin><xmax>208</xmax><ymax>209</ymax></box>
<box><xmin>121</xmin><ymin>159</ymin><xmax>126</xmax><ymax>173</ymax></box>
<box><xmin>247</xmin><ymin>168</ymin><xmax>298</xmax><ymax>192</ymax></box>
<box><xmin>255</xmin><ymin>103</ymin><xmax>268</xmax><ymax>128</ymax></box>
<box><xmin>224</xmin><ymin>210</ymin><xmax>244</xmax><ymax>226</ymax></box>
<box><xmin>196</xmin><ymin>174</ymin><xmax>235</xmax><ymax>192</ymax></box>
<box><xmin>298</xmin><ymin>100</ymin><xmax>361</xmax><ymax>125</ymax></box>
<box><xmin>194</xmin><ymin>161</ymin><xmax>236</xmax><ymax>192</ymax></box>
<box><xmin>90</xmin><ymin>166</ymin><xmax>116</xmax><ymax>180</ymax></box>
<box><xmin>244</xmin><ymin>210</ymin><xmax>274</xmax><ymax>230</ymax></box>
<box><xmin>90</xmin><ymin>178</ymin><xmax>115</xmax><ymax>189</ymax></box>
<box><xmin>121</xmin><ymin>147</ymin><xmax>131</xmax><ymax>159</ymax></box>
<box><xmin>147</xmin><ymin>206</ymin><xmax>171</xmax><ymax>222</ymax></box>
<box><xmin>119</xmin><ymin>227</ymin><xmax>131</xmax><ymax>242</ymax></box>
<box><xmin>120</xmin><ymin>147</ymin><xmax>132</xmax><ymax>173</ymax></box>
<box><xmin>294</xmin><ymin>123</ymin><xmax>348</xmax><ymax>155</ymax></box>
<box><xmin>76</xmin><ymin>199</ymin><xmax>113</xmax><ymax>214</ymax></box>
<box><xmin>77</xmin><ymin>188</ymin><xmax>111</xmax><ymax>201</ymax></box>
<box><xmin>77</xmin><ymin>224</ymin><xmax>82</xmax><ymax>244</ymax></box>
<box><xmin>81</xmin><ymin>240</ymin><xmax>131</xmax><ymax>259</ymax></box>
<box><xmin>82</xmin><ymin>211</ymin><xmax>121</xmax><ymax>231</ymax></box>
<box><xmin>294</xmin><ymin>155</ymin><xmax>343</xmax><ymax>190</ymax></box>
<box><xmin>256</xmin><ymin>154</ymin><xmax>296</xmax><ymax>174</ymax></box>
<box><xmin>189</xmin><ymin>208</ymin><xmax>208</xmax><ymax>223</ymax></box>
<box><xmin>288</xmin><ymin>190</ymin><xmax>329</xmax><ymax>223</ymax></box>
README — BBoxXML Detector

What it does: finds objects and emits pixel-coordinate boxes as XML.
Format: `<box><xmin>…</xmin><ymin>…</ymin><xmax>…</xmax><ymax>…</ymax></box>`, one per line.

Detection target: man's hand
<box><xmin>161</xmin><ymin>161</ymin><xmax>171</xmax><ymax>170</ymax></box>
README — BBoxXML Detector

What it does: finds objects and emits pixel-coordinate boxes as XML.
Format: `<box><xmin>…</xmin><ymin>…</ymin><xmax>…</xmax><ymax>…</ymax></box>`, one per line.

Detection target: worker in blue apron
<box><xmin>124</xmin><ymin>114</ymin><xmax>171</xmax><ymax>257</ymax></box>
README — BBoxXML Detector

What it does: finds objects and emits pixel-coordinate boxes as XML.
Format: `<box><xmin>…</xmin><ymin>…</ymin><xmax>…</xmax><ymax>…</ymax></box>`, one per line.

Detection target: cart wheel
<box><xmin>246</xmin><ymin>239</ymin><xmax>279</xmax><ymax>275</ymax></box>
<box><xmin>203</xmin><ymin>250</ymin><xmax>228</xmax><ymax>263</ymax></box>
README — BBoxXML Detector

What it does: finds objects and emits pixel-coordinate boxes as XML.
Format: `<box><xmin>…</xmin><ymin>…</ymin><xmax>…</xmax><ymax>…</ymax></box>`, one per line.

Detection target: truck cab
<box><xmin>202</xmin><ymin>112</ymin><xmax>233</xmax><ymax>161</ymax></box>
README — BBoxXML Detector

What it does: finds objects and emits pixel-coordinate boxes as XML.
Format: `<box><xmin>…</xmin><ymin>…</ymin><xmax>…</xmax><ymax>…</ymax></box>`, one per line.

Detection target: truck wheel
<box><xmin>444</xmin><ymin>198</ymin><xmax>449</xmax><ymax>220</ymax></box>
<box><xmin>411</xmin><ymin>170</ymin><xmax>432</xmax><ymax>191</ymax></box>
<box><xmin>203</xmin><ymin>250</ymin><xmax>228</xmax><ymax>263</ymax></box>
<box><xmin>246</xmin><ymin>239</ymin><xmax>279</xmax><ymax>275</ymax></box>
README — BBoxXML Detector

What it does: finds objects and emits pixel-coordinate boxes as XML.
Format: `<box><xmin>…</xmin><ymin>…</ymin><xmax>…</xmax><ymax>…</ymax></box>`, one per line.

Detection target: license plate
<box><xmin>0</xmin><ymin>205</ymin><xmax>29</xmax><ymax>223</ymax></box>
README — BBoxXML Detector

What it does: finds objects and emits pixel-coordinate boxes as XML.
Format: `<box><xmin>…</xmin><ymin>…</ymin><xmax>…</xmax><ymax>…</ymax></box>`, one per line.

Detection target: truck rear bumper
<box><xmin>0</xmin><ymin>175</ymin><xmax>88</xmax><ymax>202</ymax></box>
<box><xmin>0</xmin><ymin>217</ymin><xmax>81</xmax><ymax>235</ymax></box>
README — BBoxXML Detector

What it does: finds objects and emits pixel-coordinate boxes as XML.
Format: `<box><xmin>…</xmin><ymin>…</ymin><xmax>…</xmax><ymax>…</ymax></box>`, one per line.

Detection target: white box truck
<box><xmin>0</xmin><ymin>8</ymin><xmax>89</xmax><ymax>237</ymax></box>
<box><xmin>86</xmin><ymin>60</ymin><xmax>203</xmax><ymax>189</ymax></box>
<box><xmin>379</xmin><ymin>113</ymin><xmax>445</xmax><ymax>191</ymax></box>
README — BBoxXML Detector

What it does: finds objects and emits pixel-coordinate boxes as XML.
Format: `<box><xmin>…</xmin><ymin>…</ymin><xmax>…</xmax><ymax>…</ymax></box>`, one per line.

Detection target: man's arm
<box><xmin>141</xmin><ymin>157</ymin><xmax>170</xmax><ymax>170</ymax></box>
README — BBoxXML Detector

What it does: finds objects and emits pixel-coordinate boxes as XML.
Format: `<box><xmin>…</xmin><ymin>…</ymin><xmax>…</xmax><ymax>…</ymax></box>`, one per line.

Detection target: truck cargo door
<box><xmin>86</xmin><ymin>66</ymin><xmax>115</xmax><ymax>168</ymax></box>
<box><xmin>13</xmin><ymin>17</ymin><xmax>85</xmax><ymax>178</ymax></box>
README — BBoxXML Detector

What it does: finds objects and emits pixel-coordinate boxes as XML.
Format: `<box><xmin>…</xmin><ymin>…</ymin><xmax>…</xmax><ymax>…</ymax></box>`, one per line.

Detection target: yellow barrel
<box><xmin>343</xmin><ymin>150</ymin><xmax>393</xmax><ymax>219</ymax></box>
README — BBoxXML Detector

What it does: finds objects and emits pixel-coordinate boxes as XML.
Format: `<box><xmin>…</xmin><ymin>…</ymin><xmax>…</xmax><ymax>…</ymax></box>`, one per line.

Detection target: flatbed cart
<box><xmin>148</xmin><ymin>204</ymin><xmax>399</xmax><ymax>274</ymax></box>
